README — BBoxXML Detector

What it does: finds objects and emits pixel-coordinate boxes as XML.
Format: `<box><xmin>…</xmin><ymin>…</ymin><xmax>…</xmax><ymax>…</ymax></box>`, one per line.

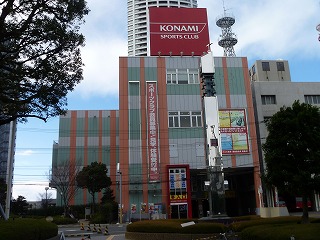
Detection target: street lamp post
<box><xmin>117</xmin><ymin>163</ymin><xmax>122</xmax><ymax>224</ymax></box>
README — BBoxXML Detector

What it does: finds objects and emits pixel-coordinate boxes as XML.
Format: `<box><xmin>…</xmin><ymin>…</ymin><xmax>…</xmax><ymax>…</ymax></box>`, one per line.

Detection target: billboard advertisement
<box><xmin>219</xmin><ymin>109</ymin><xmax>250</xmax><ymax>154</ymax></box>
<box><xmin>149</xmin><ymin>8</ymin><xmax>210</xmax><ymax>56</ymax></box>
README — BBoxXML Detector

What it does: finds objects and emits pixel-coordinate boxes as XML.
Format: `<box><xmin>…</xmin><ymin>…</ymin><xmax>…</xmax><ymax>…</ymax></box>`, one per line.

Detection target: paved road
<box><xmin>59</xmin><ymin>223</ymin><xmax>127</xmax><ymax>240</ymax></box>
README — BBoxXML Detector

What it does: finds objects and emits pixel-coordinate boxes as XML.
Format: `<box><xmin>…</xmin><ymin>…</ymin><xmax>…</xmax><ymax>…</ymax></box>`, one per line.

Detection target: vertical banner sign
<box><xmin>147</xmin><ymin>83</ymin><xmax>160</xmax><ymax>181</ymax></box>
<box><xmin>219</xmin><ymin>109</ymin><xmax>249</xmax><ymax>154</ymax></box>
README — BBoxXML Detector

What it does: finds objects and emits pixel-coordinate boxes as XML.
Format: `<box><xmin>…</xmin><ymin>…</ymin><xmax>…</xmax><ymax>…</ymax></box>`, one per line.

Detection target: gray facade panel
<box><xmin>236</xmin><ymin>155</ymin><xmax>254</xmax><ymax>168</ymax></box>
<box><xmin>167</xmin><ymin>95</ymin><xmax>202</xmax><ymax>111</ymax></box>
<box><xmin>59</xmin><ymin>137</ymin><xmax>70</xmax><ymax>147</ymax></box>
<box><xmin>102</xmin><ymin>137</ymin><xmax>111</xmax><ymax>146</ymax></box>
<box><xmin>88</xmin><ymin>137</ymin><xmax>99</xmax><ymax>146</ymax></box>
<box><xmin>76</xmin><ymin>137</ymin><xmax>84</xmax><ymax>146</ymax></box>
<box><xmin>88</xmin><ymin>111</ymin><xmax>100</xmax><ymax>118</ymax></box>
<box><xmin>230</xmin><ymin>95</ymin><xmax>248</xmax><ymax>108</ymax></box>
<box><xmin>169</xmin><ymin>138</ymin><xmax>206</xmax><ymax>169</ymax></box>
<box><xmin>165</xmin><ymin>57</ymin><xmax>200</xmax><ymax>69</ymax></box>
<box><xmin>75</xmin><ymin>111</ymin><xmax>85</xmax><ymax>118</ymax></box>
<box><xmin>226</xmin><ymin>57</ymin><xmax>243</xmax><ymax>68</ymax></box>
<box><xmin>144</xmin><ymin>57</ymin><xmax>157</xmax><ymax>68</ymax></box>
<box><xmin>128</xmin><ymin>57</ymin><xmax>141</xmax><ymax>68</ymax></box>
<box><xmin>129</xmin><ymin>139</ymin><xmax>142</xmax><ymax>164</ymax></box>
<box><xmin>216</xmin><ymin>95</ymin><xmax>227</xmax><ymax>109</ymax></box>
<box><xmin>129</xmin><ymin>95</ymin><xmax>141</xmax><ymax>109</ymax></box>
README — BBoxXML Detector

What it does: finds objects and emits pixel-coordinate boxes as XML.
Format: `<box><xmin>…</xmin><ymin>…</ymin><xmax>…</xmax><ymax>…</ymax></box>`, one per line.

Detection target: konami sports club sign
<box><xmin>149</xmin><ymin>8</ymin><xmax>210</xmax><ymax>56</ymax></box>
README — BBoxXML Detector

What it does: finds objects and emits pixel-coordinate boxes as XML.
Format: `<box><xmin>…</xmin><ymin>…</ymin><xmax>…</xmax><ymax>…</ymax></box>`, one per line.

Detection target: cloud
<box><xmin>16</xmin><ymin>150</ymin><xmax>36</xmax><ymax>156</ymax></box>
<box><xmin>12</xmin><ymin>181</ymin><xmax>56</xmax><ymax>202</ymax></box>
<box><xmin>203</xmin><ymin>0</ymin><xmax>320</xmax><ymax>60</ymax></box>
<box><xmin>76</xmin><ymin>37</ymin><xmax>127</xmax><ymax>97</ymax></box>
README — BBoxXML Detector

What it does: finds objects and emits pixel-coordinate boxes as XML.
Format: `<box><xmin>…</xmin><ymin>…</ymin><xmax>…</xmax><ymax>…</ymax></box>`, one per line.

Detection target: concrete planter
<box><xmin>259</xmin><ymin>207</ymin><xmax>289</xmax><ymax>218</ymax></box>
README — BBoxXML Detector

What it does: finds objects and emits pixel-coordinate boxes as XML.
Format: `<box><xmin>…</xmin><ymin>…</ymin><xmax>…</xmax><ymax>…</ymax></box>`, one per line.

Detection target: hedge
<box><xmin>0</xmin><ymin>218</ymin><xmax>58</xmax><ymax>240</ymax></box>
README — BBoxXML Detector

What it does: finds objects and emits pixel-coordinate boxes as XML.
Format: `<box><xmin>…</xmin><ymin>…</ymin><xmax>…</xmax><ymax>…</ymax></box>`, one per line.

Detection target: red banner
<box><xmin>149</xmin><ymin>8</ymin><xmax>210</xmax><ymax>56</ymax></box>
<box><xmin>147</xmin><ymin>83</ymin><xmax>160</xmax><ymax>181</ymax></box>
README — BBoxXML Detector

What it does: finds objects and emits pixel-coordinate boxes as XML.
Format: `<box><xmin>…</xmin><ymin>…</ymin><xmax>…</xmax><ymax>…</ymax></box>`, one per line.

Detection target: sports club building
<box><xmin>52</xmin><ymin>7</ymin><xmax>262</xmax><ymax>218</ymax></box>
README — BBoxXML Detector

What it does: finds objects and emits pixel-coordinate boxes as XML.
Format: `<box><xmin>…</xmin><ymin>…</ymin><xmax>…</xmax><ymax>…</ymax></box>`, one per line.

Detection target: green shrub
<box><xmin>0</xmin><ymin>218</ymin><xmax>58</xmax><ymax>240</ymax></box>
<box><xmin>240</xmin><ymin>223</ymin><xmax>320</xmax><ymax>240</ymax></box>
<box><xmin>52</xmin><ymin>216</ymin><xmax>78</xmax><ymax>225</ymax></box>
<box><xmin>230</xmin><ymin>216</ymin><xmax>301</xmax><ymax>232</ymax></box>
<box><xmin>89</xmin><ymin>202</ymin><xmax>118</xmax><ymax>224</ymax></box>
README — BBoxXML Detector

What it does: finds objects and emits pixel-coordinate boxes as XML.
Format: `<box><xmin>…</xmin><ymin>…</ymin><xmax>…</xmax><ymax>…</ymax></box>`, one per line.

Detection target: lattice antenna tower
<box><xmin>317</xmin><ymin>2</ymin><xmax>320</xmax><ymax>42</ymax></box>
<box><xmin>216</xmin><ymin>0</ymin><xmax>238</xmax><ymax>57</ymax></box>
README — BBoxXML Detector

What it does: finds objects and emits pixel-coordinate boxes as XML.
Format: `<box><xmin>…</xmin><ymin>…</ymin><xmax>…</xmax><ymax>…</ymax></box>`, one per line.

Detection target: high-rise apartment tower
<box><xmin>127</xmin><ymin>0</ymin><xmax>198</xmax><ymax>56</ymax></box>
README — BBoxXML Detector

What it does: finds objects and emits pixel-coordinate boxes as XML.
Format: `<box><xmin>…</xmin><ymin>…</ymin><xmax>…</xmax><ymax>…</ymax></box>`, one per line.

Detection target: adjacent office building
<box><xmin>128</xmin><ymin>0</ymin><xmax>198</xmax><ymax>56</ymax></box>
<box><xmin>250</xmin><ymin>60</ymin><xmax>320</xmax><ymax>211</ymax></box>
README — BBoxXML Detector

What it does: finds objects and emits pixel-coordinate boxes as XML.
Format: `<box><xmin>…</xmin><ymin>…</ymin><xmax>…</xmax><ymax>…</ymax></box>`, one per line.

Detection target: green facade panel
<box><xmin>214</xmin><ymin>68</ymin><xmax>226</xmax><ymax>95</ymax></box>
<box><xmin>76</xmin><ymin>118</ymin><xmax>85</xmax><ymax>137</ymax></box>
<box><xmin>144</xmin><ymin>67</ymin><xmax>158</xmax><ymax>81</ymax></box>
<box><xmin>88</xmin><ymin>118</ymin><xmax>99</xmax><ymax>137</ymax></box>
<box><xmin>168</xmin><ymin>128</ymin><xmax>203</xmax><ymax>139</ymax></box>
<box><xmin>102</xmin><ymin>117</ymin><xmax>110</xmax><ymax>137</ymax></box>
<box><xmin>75</xmin><ymin>147</ymin><xmax>85</xmax><ymax>163</ymax></box>
<box><xmin>59</xmin><ymin>118</ymin><xmax>71</xmax><ymax>138</ymax></box>
<box><xmin>87</xmin><ymin>147</ymin><xmax>99</xmax><ymax>164</ymax></box>
<box><xmin>129</xmin><ymin>82</ymin><xmax>140</xmax><ymax>96</ymax></box>
<box><xmin>57</xmin><ymin>148</ymin><xmax>70</xmax><ymax>163</ymax></box>
<box><xmin>128</xmin><ymin>67</ymin><xmax>140</xmax><ymax>81</ymax></box>
<box><xmin>228</xmin><ymin>68</ymin><xmax>246</xmax><ymax>95</ymax></box>
<box><xmin>129</xmin><ymin>109</ymin><xmax>141</xmax><ymax>140</ymax></box>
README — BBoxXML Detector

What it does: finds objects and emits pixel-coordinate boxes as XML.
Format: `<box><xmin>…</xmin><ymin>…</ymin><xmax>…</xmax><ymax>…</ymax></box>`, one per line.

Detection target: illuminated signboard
<box><xmin>219</xmin><ymin>109</ymin><xmax>249</xmax><ymax>154</ymax></box>
<box><xmin>149</xmin><ymin>8</ymin><xmax>210</xmax><ymax>56</ymax></box>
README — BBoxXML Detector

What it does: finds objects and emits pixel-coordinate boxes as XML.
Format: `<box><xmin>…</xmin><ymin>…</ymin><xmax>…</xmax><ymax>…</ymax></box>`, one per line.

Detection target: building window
<box><xmin>305</xmin><ymin>95</ymin><xmax>320</xmax><ymax>104</ymax></box>
<box><xmin>261</xmin><ymin>95</ymin><xmax>276</xmax><ymax>105</ymax></box>
<box><xmin>262</xmin><ymin>62</ymin><xmax>270</xmax><ymax>71</ymax></box>
<box><xmin>276</xmin><ymin>62</ymin><xmax>285</xmax><ymax>71</ymax></box>
<box><xmin>166</xmin><ymin>69</ymin><xmax>199</xmax><ymax>85</ymax></box>
<box><xmin>168</xmin><ymin>111</ymin><xmax>202</xmax><ymax>128</ymax></box>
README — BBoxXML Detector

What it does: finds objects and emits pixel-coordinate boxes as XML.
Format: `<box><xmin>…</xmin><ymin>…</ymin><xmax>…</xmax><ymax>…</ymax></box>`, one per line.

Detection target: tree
<box><xmin>38</xmin><ymin>192</ymin><xmax>53</xmax><ymax>208</ymax></box>
<box><xmin>49</xmin><ymin>160</ymin><xmax>81</xmax><ymax>216</ymax></box>
<box><xmin>0</xmin><ymin>178</ymin><xmax>6</xmax><ymax>205</ymax></box>
<box><xmin>0</xmin><ymin>0</ymin><xmax>89</xmax><ymax>126</ymax></box>
<box><xmin>101</xmin><ymin>186</ymin><xmax>115</xmax><ymax>204</ymax></box>
<box><xmin>76</xmin><ymin>162</ymin><xmax>111</xmax><ymax>212</ymax></box>
<box><xmin>262</xmin><ymin>100</ymin><xmax>320</xmax><ymax>223</ymax></box>
<box><xmin>11</xmin><ymin>195</ymin><xmax>29</xmax><ymax>216</ymax></box>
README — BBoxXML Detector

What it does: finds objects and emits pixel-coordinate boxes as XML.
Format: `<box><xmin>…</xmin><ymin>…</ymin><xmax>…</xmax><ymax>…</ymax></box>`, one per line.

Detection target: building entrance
<box><xmin>171</xmin><ymin>203</ymin><xmax>188</xmax><ymax>219</ymax></box>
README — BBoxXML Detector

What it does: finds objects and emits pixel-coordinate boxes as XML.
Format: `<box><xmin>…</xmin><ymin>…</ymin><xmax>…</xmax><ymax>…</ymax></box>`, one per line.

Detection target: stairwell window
<box><xmin>261</xmin><ymin>95</ymin><xmax>276</xmax><ymax>105</ymax></box>
<box><xmin>276</xmin><ymin>62</ymin><xmax>285</xmax><ymax>71</ymax></box>
<box><xmin>305</xmin><ymin>95</ymin><xmax>320</xmax><ymax>104</ymax></box>
<box><xmin>262</xmin><ymin>62</ymin><xmax>270</xmax><ymax>71</ymax></box>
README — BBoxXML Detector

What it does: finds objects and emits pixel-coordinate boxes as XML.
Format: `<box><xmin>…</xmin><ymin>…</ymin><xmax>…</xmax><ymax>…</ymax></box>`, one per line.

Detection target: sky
<box><xmin>12</xmin><ymin>0</ymin><xmax>320</xmax><ymax>201</ymax></box>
